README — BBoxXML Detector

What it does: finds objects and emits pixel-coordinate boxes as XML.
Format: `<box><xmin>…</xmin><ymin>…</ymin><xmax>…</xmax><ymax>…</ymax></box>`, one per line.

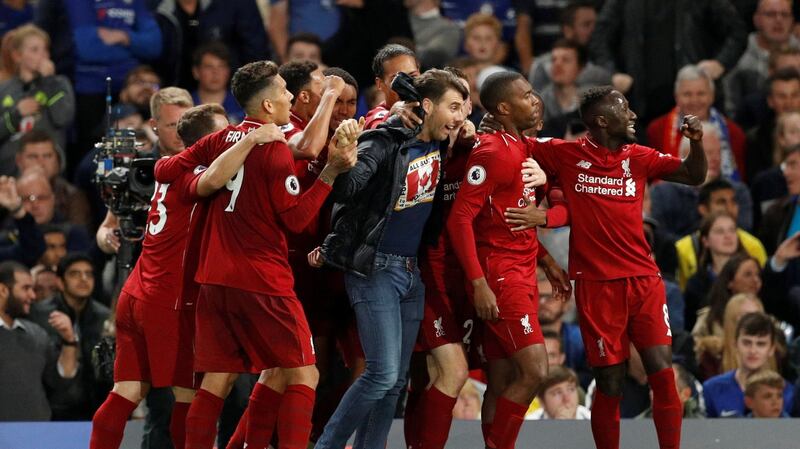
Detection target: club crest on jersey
<box><xmin>521</xmin><ymin>314</ymin><xmax>533</xmax><ymax>335</ymax></box>
<box><xmin>621</xmin><ymin>158</ymin><xmax>631</xmax><ymax>177</ymax></box>
<box><xmin>576</xmin><ymin>160</ymin><xmax>592</xmax><ymax>169</ymax></box>
<box><xmin>193</xmin><ymin>165</ymin><xmax>207</xmax><ymax>175</ymax></box>
<box><xmin>467</xmin><ymin>165</ymin><xmax>486</xmax><ymax>185</ymax></box>
<box><xmin>625</xmin><ymin>178</ymin><xmax>636</xmax><ymax>197</ymax></box>
<box><xmin>394</xmin><ymin>151</ymin><xmax>441</xmax><ymax>210</ymax></box>
<box><xmin>285</xmin><ymin>175</ymin><xmax>300</xmax><ymax>195</ymax></box>
<box><xmin>434</xmin><ymin>316</ymin><xmax>445</xmax><ymax>337</ymax></box>
<box><xmin>279</xmin><ymin>123</ymin><xmax>294</xmax><ymax>133</ymax></box>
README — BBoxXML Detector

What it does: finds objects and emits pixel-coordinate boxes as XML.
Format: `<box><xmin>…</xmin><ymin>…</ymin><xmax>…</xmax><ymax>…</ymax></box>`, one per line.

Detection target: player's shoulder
<box><xmin>627</xmin><ymin>143</ymin><xmax>663</xmax><ymax>157</ymax></box>
<box><xmin>472</xmin><ymin>131</ymin><xmax>518</xmax><ymax>152</ymax></box>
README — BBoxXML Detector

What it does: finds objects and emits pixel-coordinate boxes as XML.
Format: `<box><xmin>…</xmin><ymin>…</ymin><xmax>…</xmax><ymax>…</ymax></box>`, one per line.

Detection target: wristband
<box><xmin>61</xmin><ymin>338</ymin><xmax>78</xmax><ymax>347</ymax></box>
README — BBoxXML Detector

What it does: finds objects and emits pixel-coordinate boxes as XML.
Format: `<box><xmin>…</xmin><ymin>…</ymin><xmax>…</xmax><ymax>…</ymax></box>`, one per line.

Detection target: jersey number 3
<box><xmin>148</xmin><ymin>182</ymin><xmax>170</xmax><ymax>235</ymax></box>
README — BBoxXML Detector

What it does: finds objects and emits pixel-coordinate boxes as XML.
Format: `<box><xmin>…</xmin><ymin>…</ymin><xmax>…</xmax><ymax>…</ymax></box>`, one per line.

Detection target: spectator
<box><xmin>31</xmin><ymin>264</ymin><xmax>58</xmax><ymax>302</ymax></box>
<box><xmin>514</xmin><ymin>0</ymin><xmax>572</xmax><ymax>72</ymax></box>
<box><xmin>735</xmin><ymin>55</ymin><xmax>800</xmax><ymax>131</ymax></box>
<box><xmin>528</xmin><ymin>0</ymin><xmax>611</xmax><ymax>92</ymax></box>
<box><xmin>15</xmin><ymin>169</ymin><xmax>91</xmax><ymax>252</ymax></box>
<box><xmin>462</xmin><ymin>13</ymin><xmax>505</xmax><ymax>65</ymax></box>
<box><xmin>405</xmin><ymin>0</ymin><xmax>460</xmax><ymax>70</ymax></box>
<box><xmin>440</xmin><ymin>0</ymin><xmax>518</xmax><ymax>45</ymax></box>
<box><xmin>452</xmin><ymin>379</ymin><xmax>483</xmax><ymax>420</ymax></box>
<box><xmin>537</xmin><ymin>268</ymin><xmax>590</xmax><ymax>388</ymax></box>
<box><xmin>154</xmin><ymin>0</ymin><xmax>268</xmax><ymax>89</ymax></box>
<box><xmin>650</xmin><ymin>127</ymin><xmax>754</xmax><ymax>240</ymax></box>
<box><xmin>636</xmin><ymin>363</ymin><xmax>706</xmax><ymax>418</ymax></box>
<box><xmin>675</xmin><ymin>178</ymin><xmax>766</xmax><ymax>291</ymax></box>
<box><xmin>29</xmin><ymin>252</ymin><xmax>109</xmax><ymax>420</ymax></box>
<box><xmin>286</xmin><ymin>32</ymin><xmax>323</xmax><ymax>64</ymax></box>
<box><xmin>0</xmin><ymin>260</ymin><xmax>78</xmax><ymax>421</ymax></box>
<box><xmin>694</xmin><ymin>255</ymin><xmax>764</xmax><ymax>338</ymax></box>
<box><xmin>191</xmin><ymin>42</ymin><xmax>244</xmax><ymax>124</ymax></box>
<box><xmin>447</xmin><ymin>56</ymin><xmax>486</xmax><ymax>126</ymax></box>
<box><xmin>745</xmin><ymin>67</ymin><xmax>800</xmax><ymax>182</ymax></box>
<box><xmin>703</xmin><ymin>312</ymin><xmax>794</xmax><ymax>417</ymax></box>
<box><xmin>589</xmin><ymin>0</ymin><xmax>747</xmax><ymax>129</ymax></box>
<box><xmin>647</xmin><ymin>65</ymin><xmax>747</xmax><ymax>183</ymax></box>
<box><xmin>744</xmin><ymin>369</ymin><xmax>790</xmax><ymax>417</ymax></box>
<box><xmin>643</xmin><ymin>217</ymin><xmax>685</xmax><ymax>332</ymax></box>
<box><xmin>268</xmin><ymin>0</ymin><xmax>340</xmax><ymax>63</ymax></box>
<box><xmin>16</xmin><ymin>130</ymin><xmax>91</xmax><ymax>228</ymax></box>
<box><xmin>37</xmin><ymin>223</ymin><xmax>65</xmax><ymax>270</ymax></box>
<box><xmin>750</xmin><ymin>112</ymin><xmax>800</xmax><ymax>226</ymax></box>
<box><xmin>0</xmin><ymin>0</ymin><xmax>33</xmax><ymax>39</ymax></box>
<box><xmin>538</xmin><ymin>39</ymin><xmax>585</xmax><ymax>138</ymax></box>
<box><xmin>725</xmin><ymin>0</ymin><xmax>799</xmax><ymax>117</ymax></box>
<box><xmin>117</xmin><ymin>65</ymin><xmax>160</xmax><ymax>121</ymax></box>
<box><xmin>530</xmin><ymin>366</ymin><xmax>590</xmax><ymax>420</ymax></box>
<box><xmin>67</xmin><ymin>0</ymin><xmax>162</xmax><ymax>166</ymax></box>
<box><xmin>0</xmin><ymin>24</ymin><xmax>73</xmax><ymax>177</ymax></box>
<box><xmin>759</xmin><ymin>145</ymin><xmax>800</xmax><ymax>328</ymax></box>
<box><xmin>0</xmin><ymin>174</ymin><xmax>44</xmax><ymax>265</ymax></box>
<box><xmin>684</xmin><ymin>212</ymin><xmax>747</xmax><ymax>316</ymax></box>
<box><xmin>33</xmin><ymin>0</ymin><xmax>73</xmax><ymax>78</ymax></box>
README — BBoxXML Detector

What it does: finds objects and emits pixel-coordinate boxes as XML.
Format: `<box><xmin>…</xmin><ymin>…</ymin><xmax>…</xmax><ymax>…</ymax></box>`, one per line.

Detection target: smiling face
<box><xmin>728</xmin><ymin>259</ymin><xmax>763</xmax><ymax>295</ymax></box>
<box><xmin>330</xmin><ymin>84</ymin><xmax>358</xmax><ymax>131</ymax></box>
<box><xmin>422</xmin><ymin>88</ymin><xmax>465</xmax><ymax>141</ymax></box>
<box><xmin>675</xmin><ymin>77</ymin><xmax>714</xmax><ymax>121</ymax></box>
<box><xmin>600</xmin><ymin>91</ymin><xmax>638</xmax><ymax>143</ymax></box>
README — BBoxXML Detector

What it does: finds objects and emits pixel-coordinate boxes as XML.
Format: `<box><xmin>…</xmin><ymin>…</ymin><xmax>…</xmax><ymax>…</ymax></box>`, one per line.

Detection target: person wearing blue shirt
<box><xmin>703</xmin><ymin>312</ymin><xmax>795</xmax><ymax>417</ymax></box>
<box><xmin>269</xmin><ymin>0</ymin><xmax>340</xmax><ymax>63</ymax></box>
<box><xmin>0</xmin><ymin>0</ymin><xmax>33</xmax><ymax>38</ymax></box>
<box><xmin>190</xmin><ymin>42</ymin><xmax>244</xmax><ymax>125</ymax></box>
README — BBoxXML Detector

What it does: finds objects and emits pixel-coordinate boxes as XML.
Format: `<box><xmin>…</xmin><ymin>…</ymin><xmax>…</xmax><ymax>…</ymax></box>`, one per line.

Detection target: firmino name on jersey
<box><xmin>575</xmin><ymin>173</ymin><xmax>634</xmax><ymax>197</ymax></box>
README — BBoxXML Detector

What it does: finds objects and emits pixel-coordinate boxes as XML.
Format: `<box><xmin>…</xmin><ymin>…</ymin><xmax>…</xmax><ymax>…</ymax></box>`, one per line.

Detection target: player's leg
<box><xmin>405</xmin><ymin>351</ymin><xmax>430</xmax><ymax>449</ymax></box>
<box><xmin>489</xmin><ymin>344</ymin><xmax>548</xmax><ymax>449</ymax></box>
<box><xmin>226</xmin><ymin>369</ymin><xmax>284</xmax><ymax>449</ymax></box>
<box><xmin>481</xmin><ymin>352</ymin><xmax>514</xmax><ymax>447</ymax></box>
<box><xmin>170</xmin><ymin>386</ymin><xmax>196</xmax><ymax>449</ymax></box>
<box><xmin>91</xmin><ymin>381</ymin><xmax>150</xmax><ymax>449</ymax></box>
<box><xmin>169</xmin><ymin>305</ymin><xmax>199</xmax><ymax>449</ymax></box>
<box><xmin>276</xmin><ymin>364</ymin><xmax>320</xmax><ymax>449</ymax></box>
<box><xmin>631</xmin><ymin>276</ymin><xmax>681</xmax><ymax>449</ymax></box>
<box><xmin>591</xmin><ymin>363</ymin><xmax>627</xmax><ymax>449</ymax></box>
<box><xmin>186</xmin><ymin>372</ymin><xmax>239</xmax><ymax>449</ymax></box>
<box><xmin>417</xmin><ymin>343</ymin><xmax>469</xmax><ymax>449</ymax></box>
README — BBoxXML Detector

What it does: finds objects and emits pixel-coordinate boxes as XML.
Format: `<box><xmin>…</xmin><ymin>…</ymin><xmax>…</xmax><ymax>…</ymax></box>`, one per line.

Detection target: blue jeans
<box><xmin>315</xmin><ymin>252</ymin><xmax>425</xmax><ymax>449</ymax></box>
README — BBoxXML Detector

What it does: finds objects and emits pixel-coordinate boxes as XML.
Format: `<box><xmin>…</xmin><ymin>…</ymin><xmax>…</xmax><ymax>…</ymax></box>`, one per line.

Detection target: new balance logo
<box><xmin>521</xmin><ymin>314</ymin><xmax>533</xmax><ymax>335</ymax></box>
<box><xmin>576</xmin><ymin>160</ymin><xmax>592</xmax><ymax>169</ymax></box>
<box><xmin>597</xmin><ymin>338</ymin><xmax>606</xmax><ymax>357</ymax></box>
<box><xmin>434</xmin><ymin>316</ymin><xmax>445</xmax><ymax>337</ymax></box>
<box><xmin>625</xmin><ymin>178</ymin><xmax>636</xmax><ymax>197</ymax></box>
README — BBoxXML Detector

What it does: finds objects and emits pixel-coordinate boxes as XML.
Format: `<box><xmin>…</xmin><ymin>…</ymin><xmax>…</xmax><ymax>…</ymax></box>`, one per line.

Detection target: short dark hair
<box><xmin>18</xmin><ymin>129</ymin><xmax>55</xmax><ymax>154</ymax></box>
<box><xmin>768</xmin><ymin>67</ymin><xmax>800</xmax><ymax>96</ymax></box>
<box><xmin>579</xmin><ymin>85</ymin><xmax>614</xmax><ymax>121</ymax></box>
<box><xmin>479</xmin><ymin>71</ymin><xmax>525</xmax><ymax>113</ymax></box>
<box><xmin>414</xmin><ymin>68</ymin><xmax>469</xmax><ymax>104</ymax></box>
<box><xmin>178</xmin><ymin>104</ymin><xmax>227</xmax><ymax>147</ymax></box>
<box><xmin>192</xmin><ymin>41</ymin><xmax>231</xmax><ymax>67</ymax></box>
<box><xmin>56</xmin><ymin>253</ymin><xmax>93</xmax><ymax>279</ymax></box>
<box><xmin>323</xmin><ymin>67</ymin><xmax>358</xmax><ymax>92</ymax></box>
<box><xmin>537</xmin><ymin>366</ymin><xmax>578</xmax><ymax>398</ymax></box>
<box><xmin>444</xmin><ymin>66</ymin><xmax>467</xmax><ymax>81</ymax></box>
<box><xmin>39</xmin><ymin>223</ymin><xmax>66</xmax><ymax>236</ymax></box>
<box><xmin>551</xmin><ymin>38</ymin><xmax>587</xmax><ymax>68</ymax></box>
<box><xmin>0</xmin><ymin>261</ymin><xmax>29</xmax><ymax>289</ymax></box>
<box><xmin>698</xmin><ymin>178</ymin><xmax>735</xmax><ymax>207</ymax></box>
<box><xmin>231</xmin><ymin>61</ymin><xmax>280</xmax><ymax>113</ymax></box>
<box><xmin>560</xmin><ymin>0</ymin><xmax>596</xmax><ymax>27</ymax></box>
<box><xmin>124</xmin><ymin>65</ymin><xmax>159</xmax><ymax>87</ymax></box>
<box><xmin>279</xmin><ymin>60</ymin><xmax>319</xmax><ymax>101</ymax></box>
<box><xmin>736</xmin><ymin>312</ymin><xmax>776</xmax><ymax>343</ymax></box>
<box><xmin>372</xmin><ymin>44</ymin><xmax>417</xmax><ymax>79</ymax></box>
<box><xmin>287</xmin><ymin>32</ymin><xmax>323</xmax><ymax>53</ymax></box>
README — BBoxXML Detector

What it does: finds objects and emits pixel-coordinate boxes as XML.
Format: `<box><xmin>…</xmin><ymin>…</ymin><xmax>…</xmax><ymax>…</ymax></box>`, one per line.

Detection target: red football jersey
<box><xmin>530</xmin><ymin>137</ymin><xmax>682</xmax><ymax>280</ymax></box>
<box><xmin>123</xmin><ymin>163</ymin><xmax>204</xmax><ymax>309</ymax></box>
<box><xmin>154</xmin><ymin>117</ymin><xmax>332</xmax><ymax>296</ymax></box>
<box><xmin>448</xmin><ymin>132</ymin><xmax>541</xmax><ymax>287</ymax></box>
<box><xmin>364</xmin><ymin>102</ymin><xmax>390</xmax><ymax>130</ymax></box>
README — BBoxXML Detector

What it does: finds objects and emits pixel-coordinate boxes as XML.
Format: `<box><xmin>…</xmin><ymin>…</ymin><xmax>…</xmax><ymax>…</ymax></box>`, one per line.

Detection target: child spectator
<box><xmin>744</xmin><ymin>369</ymin><xmax>790</xmax><ymax>418</ymax></box>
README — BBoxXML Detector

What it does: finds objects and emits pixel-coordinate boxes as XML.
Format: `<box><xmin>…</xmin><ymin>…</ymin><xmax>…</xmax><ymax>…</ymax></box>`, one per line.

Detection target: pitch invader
<box><xmin>528</xmin><ymin>86</ymin><xmax>706</xmax><ymax>449</ymax></box>
<box><xmin>448</xmin><ymin>72</ymin><xmax>569</xmax><ymax>449</ymax></box>
<box><xmin>155</xmin><ymin>61</ymin><xmax>358</xmax><ymax>449</ymax></box>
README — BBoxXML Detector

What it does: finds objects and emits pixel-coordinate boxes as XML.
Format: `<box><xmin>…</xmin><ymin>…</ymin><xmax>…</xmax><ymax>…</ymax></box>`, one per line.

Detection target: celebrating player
<box><xmin>527</xmin><ymin>86</ymin><xmax>706</xmax><ymax>449</ymax></box>
<box><xmin>447</xmin><ymin>71</ymin><xmax>565</xmax><ymax>449</ymax></box>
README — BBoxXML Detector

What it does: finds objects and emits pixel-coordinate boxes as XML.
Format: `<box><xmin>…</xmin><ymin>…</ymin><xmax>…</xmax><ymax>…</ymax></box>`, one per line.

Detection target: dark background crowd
<box><xmin>2</xmin><ymin>0</ymin><xmax>800</xmax><ymax>432</ymax></box>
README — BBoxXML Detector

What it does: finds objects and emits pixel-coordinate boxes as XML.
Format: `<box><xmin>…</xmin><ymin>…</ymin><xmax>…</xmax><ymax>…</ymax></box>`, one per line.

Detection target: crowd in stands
<box><xmin>2</xmin><ymin>0</ymin><xmax>800</xmax><ymax>437</ymax></box>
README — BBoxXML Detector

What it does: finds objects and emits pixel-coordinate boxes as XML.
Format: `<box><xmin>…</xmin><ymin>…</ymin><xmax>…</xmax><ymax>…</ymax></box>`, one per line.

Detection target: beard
<box><xmin>4</xmin><ymin>295</ymin><xmax>27</xmax><ymax>320</ymax></box>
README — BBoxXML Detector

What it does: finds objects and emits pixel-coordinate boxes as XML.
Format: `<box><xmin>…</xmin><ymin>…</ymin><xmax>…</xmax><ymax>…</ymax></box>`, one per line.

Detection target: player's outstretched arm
<box><xmin>288</xmin><ymin>75</ymin><xmax>345</xmax><ymax>160</ymax></box>
<box><xmin>195</xmin><ymin>123</ymin><xmax>285</xmax><ymax>197</ymax></box>
<box><xmin>661</xmin><ymin>115</ymin><xmax>707</xmax><ymax>185</ymax></box>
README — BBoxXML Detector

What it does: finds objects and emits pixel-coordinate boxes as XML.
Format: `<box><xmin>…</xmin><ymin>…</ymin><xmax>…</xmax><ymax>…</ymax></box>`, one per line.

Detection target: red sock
<box><xmin>488</xmin><ymin>396</ymin><xmax>527</xmax><ymax>449</ymax></box>
<box><xmin>276</xmin><ymin>384</ymin><xmax>315</xmax><ymax>449</ymax></box>
<box><xmin>185</xmin><ymin>389</ymin><xmax>224</xmax><ymax>449</ymax></box>
<box><xmin>170</xmin><ymin>401</ymin><xmax>190</xmax><ymax>449</ymax></box>
<box><xmin>481</xmin><ymin>423</ymin><xmax>492</xmax><ymax>448</ymax></box>
<box><xmin>591</xmin><ymin>389</ymin><xmax>622</xmax><ymax>449</ymax></box>
<box><xmin>245</xmin><ymin>383</ymin><xmax>284</xmax><ymax>449</ymax></box>
<box><xmin>404</xmin><ymin>385</ymin><xmax>423</xmax><ymax>449</ymax></box>
<box><xmin>90</xmin><ymin>392</ymin><xmax>138</xmax><ymax>449</ymax></box>
<box><xmin>418</xmin><ymin>386</ymin><xmax>458</xmax><ymax>449</ymax></box>
<box><xmin>649</xmin><ymin>368</ymin><xmax>682</xmax><ymax>449</ymax></box>
<box><xmin>226</xmin><ymin>412</ymin><xmax>247</xmax><ymax>449</ymax></box>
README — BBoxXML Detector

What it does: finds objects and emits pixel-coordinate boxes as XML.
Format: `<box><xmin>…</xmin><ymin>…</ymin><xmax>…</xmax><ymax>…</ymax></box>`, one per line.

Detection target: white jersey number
<box><xmin>148</xmin><ymin>182</ymin><xmax>169</xmax><ymax>235</ymax></box>
<box><xmin>225</xmin><ymin>166</ymin><xmax>244</xmax><ymax>212</ymax></box>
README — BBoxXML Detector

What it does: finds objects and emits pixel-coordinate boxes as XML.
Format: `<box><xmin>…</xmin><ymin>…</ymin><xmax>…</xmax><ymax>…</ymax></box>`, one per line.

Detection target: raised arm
<box><xmin>288</xmin><ymin>75</ymin><xmax>346</xmax><ymax>160</ymax></box>
<box><xmin>661</xmin><ymin>115</ymin><xmax>707</xmax><ymax>185</ymax></box>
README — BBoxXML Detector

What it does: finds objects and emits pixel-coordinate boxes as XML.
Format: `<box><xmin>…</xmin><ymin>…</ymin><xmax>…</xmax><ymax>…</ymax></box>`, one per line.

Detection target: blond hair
<box><xmin>721</xmin><ymin>293</ymin><xmax>765</xmax><ymax>372</ymax></box>
<box><xmin>744</xmin><ymin>369</ymin><xmax>785</xmax><ymax>398</ymax></box>
<box><xmin>465</xmin><ymin>13</ymin><xmax>502</xmax><ymax>39</ymax></box>
<box><xmin>1</xmin><ymin>24</ymin><xmax>50</xmax><ymax>75</ymax></box>
<box><xmin>149</xmin><ymin>87</ymin><xmax>193</xmax><ymax>120</ymax></box>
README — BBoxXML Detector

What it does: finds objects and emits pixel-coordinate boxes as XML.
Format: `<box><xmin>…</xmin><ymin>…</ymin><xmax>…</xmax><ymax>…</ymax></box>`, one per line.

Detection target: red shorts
<box><xmin>194</xmin><ymin>284</ymin><xmax>316</xmax><ymax>373</ymax></box>
<box><xmin>575</xmin><ymin>275</ymin><xmax>672</xmax><ymax>367</ymax></box>
<box><xmin>482</xmin><ymin>282</ymin><xmax>544</xmax><ymax>361</ymax></box>
<box><xmin>114</xmin><ymin>291</ymin><xmax>196</xmax><ymax>389</ymax></box>
<box><xmin>416</xmin><ymin>259</ymin><xmax>471</xmax><ymax>352</ymax></box>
